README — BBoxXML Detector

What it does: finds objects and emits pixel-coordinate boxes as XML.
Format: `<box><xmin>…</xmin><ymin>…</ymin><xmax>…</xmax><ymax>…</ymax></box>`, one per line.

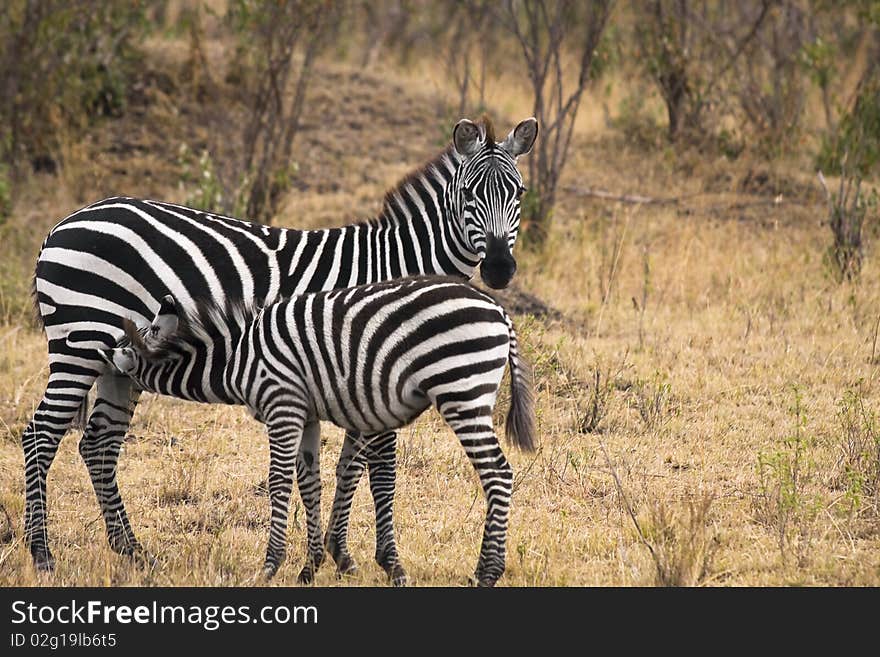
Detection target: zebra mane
<box><xmin>480</xmin><ymin>114</ymin><xmax>496</xmax><ymax>147</ymax></box>
<box><xmin>381</xmin><ymin>143</ymin><xmax>457</xmax><ymax>209</ymax></box>
<box><xmin>380</xmin><ymin>115</ymin><xmax>497</xmax><ymax>209</ymax></box>
<box><xmin>123</xmin><ymin>297</ymin><xmax>262</xmax><ymax>362</ymax></box>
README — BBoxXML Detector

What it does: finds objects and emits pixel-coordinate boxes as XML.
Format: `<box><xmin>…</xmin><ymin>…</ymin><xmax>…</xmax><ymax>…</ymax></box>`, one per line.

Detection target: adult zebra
<box><xmin>100</xmin><ymin>277</ymin><xmax>535</xmax><ymax>586</ymax></box>
<box><xmin>25</xmin><ymin>115</ymin><xmax>538</xmax><ymax>581</ymax></box>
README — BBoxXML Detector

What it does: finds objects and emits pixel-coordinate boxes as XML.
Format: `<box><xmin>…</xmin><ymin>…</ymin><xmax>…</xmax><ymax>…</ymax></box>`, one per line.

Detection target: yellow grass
<box><xmin>1</xmin><ymin>43</ymin><xmax>879</xmax><ymax>587</ymax></box>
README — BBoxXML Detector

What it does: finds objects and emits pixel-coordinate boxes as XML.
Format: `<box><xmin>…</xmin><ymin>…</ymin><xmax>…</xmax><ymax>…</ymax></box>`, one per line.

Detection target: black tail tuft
<box><xmin>504</xmin><ymin>313</ymin><xmax>536</xmax><ymax>452</ymax></box>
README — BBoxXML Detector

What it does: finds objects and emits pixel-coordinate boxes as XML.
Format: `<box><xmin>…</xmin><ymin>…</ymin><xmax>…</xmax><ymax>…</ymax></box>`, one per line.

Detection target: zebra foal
<box><xmin>101</xmin><ymin>277</ymin><xmax>536</xmax><ymax>586</ymax></box>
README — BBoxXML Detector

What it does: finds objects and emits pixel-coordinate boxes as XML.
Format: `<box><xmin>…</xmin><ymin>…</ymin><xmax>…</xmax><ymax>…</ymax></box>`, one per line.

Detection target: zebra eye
<box><xmin>462</xmin><ymin>187</ymin><xmax>475</xmax><ymax>203</ymax></box>
<box><xmin>518</xmin><ymin>185</ymin><xmax>527</xmax><ymax>198</ymax></box>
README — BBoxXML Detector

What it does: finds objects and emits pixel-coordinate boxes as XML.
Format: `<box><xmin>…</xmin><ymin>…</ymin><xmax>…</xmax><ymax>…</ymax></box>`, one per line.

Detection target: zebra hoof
<box><xmin>335</xmin><ymin>555</ymin><xmax>358</xmax><ymax>578</ymax></box>
<box><xmin>389</xmin><ymin>564</ymin><xmax>408</xmax><ymax>587</ymax></box>
<box><xmin>470</xmin><ymin>574</ymin><xmax>498</xmax><ymax>587</ymax></box>
<box><xmin>297</xmin><ymin>566</ymin><xmax>315</xmax><ymax>585</ymax></box>
<box><xmin>261</xmin><ymin>563</ymin><xmax>279</xmax><ymax>581</ymax></box>
<box><xmin>134</xmin><ymin>550</ymin><xmax>160</xmax><ymax>570</ymax></box>
<box><xmin>33</xmin><ymin>553</ymin><xmax>56</xmax><ymax>573</ymax></box>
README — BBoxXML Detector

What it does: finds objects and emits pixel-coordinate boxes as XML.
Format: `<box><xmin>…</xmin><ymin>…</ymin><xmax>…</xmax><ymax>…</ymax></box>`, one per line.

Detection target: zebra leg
<box><xmin>324</xmin><ymin>430</ymin><xmax>367</xmax><ymax>576</ymax></box>
<box><xmin>78</xmin><ymin>374</ymin><xmax>150</xmax><ymax>562</ymax></box>
<box><xmin>325</xmin><ymin>430</ymin><xmax>406</xmax><ymax>585</ymax></box>
<box><xmin>367</xmin><ymin>431</ymin><xmax>407</xmax><ymax>586</ymax></box>
<box><xmin>23</xmin><ymin>369</ymin><xmax>97</xmax><ymax>570</ymax></box>
<box><xmin>295</xmin><ymin>420</ymin><xmax>324</xmax><ymax>584</ymax></box>
<box><xmin>439</xmin><ymin>404</ymin><xmax>513</xmax><ymax>587</ymax></box>
<box><xmin>262</xmin><ymin>408</ymin><xmax>305</xmax><ymax>580</ymax></box>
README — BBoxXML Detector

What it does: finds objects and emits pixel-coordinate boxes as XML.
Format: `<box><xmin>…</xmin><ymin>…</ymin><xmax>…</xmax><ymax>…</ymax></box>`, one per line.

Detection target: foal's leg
<box><xmin>295</xmin><ymin>420</ymin><xmax>324</xmax><ymax>584</ymax></box>
<box><xmin>366</xmin><ymin>431</ymin><xmax>406</xmax><ymax>585</ymax></box>
<box><xmin>436</xmin><ymin>397</ymin><xmax>513</xmax><ymax>587</ymax></box>
<box><xmin>262</xmin><ymin>405</ymin><xmax>306</xmax><ymax>579</ymax></box>
<box><xmin>325</xmin><ymin>430</ymin><xmax>406</xmax><ymax>585</ymax></box>
<box><xmin>324</xmin><ymin>430</ymin><xmax>367</xmax><ymax>576</ymax></box>
<box><xmin>78</xmin><ymin>374</ymin><xmax>151</xmax><ymax>562</ymax></box>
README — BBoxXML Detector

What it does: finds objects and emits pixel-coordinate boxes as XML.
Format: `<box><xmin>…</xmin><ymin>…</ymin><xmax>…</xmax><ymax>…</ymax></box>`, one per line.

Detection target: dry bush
<box><xmin>641</xmin><ymin>494</ymin><xmax>719</xmax><ymax>586</ymax></box>
<box><xmin>599</xmin><ymin>439</ymin><xmax>718</xmax><ymax>586</ymax></box>
<box><xmin>225</xmin><ymin>0</ymin><xmax>342</xmax><ymax>223</ymax></box>
<box><xmin>634</xmin><ymin>0</ymin><xmax>838</xmax><ymax>157</ymax></box>
<box><xmin>629</xmin><ymin>373</ymin><xmax>675</xmax><ymax>432</ymax></box>
<box><xmin>0</xmin><ymin>1</ymin><xmax>160</xmax><ymax>179</ymax></box>
<box><xmin>634</xmin><ymin>0</ymin><xmax>774</xmax><ymax>147</ymax></box>
<box><xmin>817</xmin><ymin>53</ymin><xmax>880</xmax><ymax>282</ymax></box>
<box><xmin>754</xmin><ymin>389</ymin><xmax>822</xmax><ymax>566</ymax></box>
<box><xmin>578</xmin><ymin>370</ymin><xmax>614</xmax><ymax>434</ymax></box>
<box><xmin>157</xmin><ymin>442</ymin><xmax>213</xmax><ymax>508</ymax></box>
<box><xmin>441</xmin><ymin>1</ymin><xmax>499</xmax><ymax>116</ymax></box>
<box><xmin>832</xmin><ymin>387</ymin><xmax>880</xmax><ymax>517</ymax></box>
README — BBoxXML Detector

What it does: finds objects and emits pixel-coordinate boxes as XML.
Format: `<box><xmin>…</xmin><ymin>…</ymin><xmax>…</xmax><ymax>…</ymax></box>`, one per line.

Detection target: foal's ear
<box><xmin>98</xmin><ymin>347</ymin><xmax>137</xmax><ymax>375</ymax></box>
<box><xmin>150</xmin><ymin>294</ymin><xmax>180</xmax><ymax>341</ymax></box>
<box><xmin>98</xmin><ymin>348</ymin><xmax>116</xmax><ymax>369</ymax></box>
<box><xmin>500</xmin><ymin>117</ymin><xmax>538</xmax><ymax>158</ymax></box>
<box><xmin>453</xmin><ymin>119</ymin><xmax>484</xmax><ymax>157</ymax></box>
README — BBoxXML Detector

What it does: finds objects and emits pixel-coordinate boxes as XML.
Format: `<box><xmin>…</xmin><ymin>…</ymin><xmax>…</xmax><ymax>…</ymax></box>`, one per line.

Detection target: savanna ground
<box><xmin>2</xmin><ymin>21</ymin><xmax>880</xmax><ymax>588</ymax></box>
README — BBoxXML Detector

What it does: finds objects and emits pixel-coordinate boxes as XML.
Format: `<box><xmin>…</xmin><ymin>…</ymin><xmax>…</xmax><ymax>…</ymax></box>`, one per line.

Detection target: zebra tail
<box><xmin>30</xmin><ymin>273</ymin><xmax>44</xmax><ymax>334</ymax></box>
<box><xmin>71</xmin><ymin>394</ymin><xmax>91</xmax><ymax>431</ymax></box>
<box><xmin>503</xmin><ymin>311</ymin><xmax>536</xmax><ymax>452</ymax></box>
<box><xmin>31</xmin><ymin>235</ymin><xmax>49</xmax><ymax>334</ymax></box>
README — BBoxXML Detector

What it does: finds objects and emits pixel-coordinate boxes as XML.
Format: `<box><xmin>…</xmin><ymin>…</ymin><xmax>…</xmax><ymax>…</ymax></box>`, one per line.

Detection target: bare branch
<box><xmin>816</xmin><ymin>170</ymin><xmax>833</xmax><ymax>211</ymax></box>
<box><xmin>565</xmin><ymin>186</ymin><xmax>680</xmax><ymax>205</ymax></box>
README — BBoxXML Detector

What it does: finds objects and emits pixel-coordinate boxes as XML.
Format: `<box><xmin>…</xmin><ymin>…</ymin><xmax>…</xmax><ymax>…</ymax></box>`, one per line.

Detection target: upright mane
<box><xmin>379</xmin><ymin>115</ymin><xmax>496</xmax><ymax>213</ymax></box>
<box><xmin>381</xmin><ymin>143</ymin><xmax>457</xmax><ymax>210</ymax></box>
<box><xmin>480</xmin><ymin>114</ymin><xmax>496</xmax><ymax>147</ymax></box>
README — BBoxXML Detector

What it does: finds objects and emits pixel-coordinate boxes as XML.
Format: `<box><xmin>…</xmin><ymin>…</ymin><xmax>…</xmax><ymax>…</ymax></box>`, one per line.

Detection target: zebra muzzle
<box><xmin>480</xmin><ymin>237</ymin><xmax>517</xmax><ymax>289</ymax></box>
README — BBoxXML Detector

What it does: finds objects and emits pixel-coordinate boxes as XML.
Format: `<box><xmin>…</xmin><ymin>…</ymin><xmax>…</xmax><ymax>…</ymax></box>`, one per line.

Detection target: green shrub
<box><xmin>755</xmin><ymin>388</ymin><xmax>821</xmax><ymax>566</ymax></box>
<box><xmin>0</xmin><ymin>1</ymin><xmax>160</xmax><ymax>175</ymax></box>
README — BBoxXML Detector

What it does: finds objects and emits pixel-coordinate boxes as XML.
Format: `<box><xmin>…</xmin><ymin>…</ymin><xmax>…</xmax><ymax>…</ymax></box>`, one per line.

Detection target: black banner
<box><xmin>0</xmin><ymin>586</ymin><xmax>868</xmax><ymax>650</ymax></box>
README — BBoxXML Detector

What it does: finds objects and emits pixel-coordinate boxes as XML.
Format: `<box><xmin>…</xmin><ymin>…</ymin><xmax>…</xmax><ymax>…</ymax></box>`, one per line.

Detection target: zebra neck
<box><xmin>369</xmin><ymin>147</ymin><xmax>478</xmax><ymax>281</ymax></box>
<box><xmin>274</xmin><ymin>209</ymin><xmax>478</xmax><ymax>296</ymax></box>
<box><xmin>275</xmin><ymin>148</ymin><xmax>478</xmax><ymax>296</ymax></box>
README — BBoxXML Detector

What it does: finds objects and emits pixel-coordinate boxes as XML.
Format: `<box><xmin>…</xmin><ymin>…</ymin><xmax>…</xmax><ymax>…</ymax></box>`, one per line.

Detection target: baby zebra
<box><xmin>100</xmin><ymin>276</ymin><xmax>535</xmax><ymax>586</ymax></box>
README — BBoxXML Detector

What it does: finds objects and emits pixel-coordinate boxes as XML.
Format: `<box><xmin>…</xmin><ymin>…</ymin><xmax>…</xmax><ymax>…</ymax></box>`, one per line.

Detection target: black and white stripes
<box><xmin>104</xmin><ymin>277</ymin><xmax>536</xmax><ymax>585</ymax></box>
<box><xmin>23</xmin><ymin>115</ymin><xmax>538</xmax><ymax>580</ymax></box>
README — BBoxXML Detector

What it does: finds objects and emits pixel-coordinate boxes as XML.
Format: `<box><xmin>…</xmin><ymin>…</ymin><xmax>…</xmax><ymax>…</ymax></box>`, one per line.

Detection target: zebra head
<box><xmin>451</xmin><ymin>116</ymin><xmax>538</xmax><ymax>289</ymax></box>
<box><xmin>98</xmin><ymin>295</ymin><xmax>181</xmax><ymax>376</ymax></box>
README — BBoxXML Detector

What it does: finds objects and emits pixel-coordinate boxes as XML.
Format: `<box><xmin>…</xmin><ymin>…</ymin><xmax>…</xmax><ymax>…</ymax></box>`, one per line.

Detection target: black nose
<box><xmin>480</xmin><ymin>236</ymin><xmax>517</xmax><ymax>289</ymax></box>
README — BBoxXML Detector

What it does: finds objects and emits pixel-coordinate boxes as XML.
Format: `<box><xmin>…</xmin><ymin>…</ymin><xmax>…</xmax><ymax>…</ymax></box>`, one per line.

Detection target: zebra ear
<box><xmin>500</xmin><ymin>118</ymin><xmax>538</xmax><ymax>158</ymax></box>
<box><xmin>151</xmin><ymin>294</ymin><xmax>180</xmax><ymax>340</ymax></box>
<box><xmin>453</xmin><ymin>119</ymin><xmax>483</xmax><ymax>157</ymax></box>
<box><xmin>99</xmin><ymin>347</ymin><xmax>135</xmax><ymax>374</ymax></box>
<box><xmin>98</xmin><ymin>348</ymin><xmax>117</xmax><ymax>370</ymax></box>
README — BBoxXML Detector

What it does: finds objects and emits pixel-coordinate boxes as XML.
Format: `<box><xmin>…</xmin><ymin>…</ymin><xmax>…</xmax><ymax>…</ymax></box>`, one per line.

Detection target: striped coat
<box><xmin>104</xmin><ymin>277</ymin><xmax>536</xmax><ymax>586</ymax></box>
<box><xmin>24</xmin><ymin>116</ymin><xmax>538</xmax><ymax>582</ymax></box>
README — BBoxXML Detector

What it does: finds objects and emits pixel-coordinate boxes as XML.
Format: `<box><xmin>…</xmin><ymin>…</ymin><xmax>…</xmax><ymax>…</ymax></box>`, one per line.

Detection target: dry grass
<box><xmin>1</xmin><ymin>39</ymin><xmax>880</xmax><ymax>587</ymax></box>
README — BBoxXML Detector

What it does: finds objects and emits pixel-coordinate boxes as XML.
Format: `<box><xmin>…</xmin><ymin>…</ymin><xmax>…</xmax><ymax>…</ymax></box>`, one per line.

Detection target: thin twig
<box><xmin>816</xmin><ymin>170</ymin><xmax>834</xmax><ymax>212</ymax></box>
<box><xmin>566</xmin><ymin>186</ymin><xmax>810</xmax><ymax>210</ymax></box>
<box><xmin>595</xmin><ymin>436</ymin><xmax>662</xmax><ymax>582</ymax></box>
<box><xmin>594</xmin><ymin>206</ymin><xmax>635</xmax><ymax>337</ymax></box>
